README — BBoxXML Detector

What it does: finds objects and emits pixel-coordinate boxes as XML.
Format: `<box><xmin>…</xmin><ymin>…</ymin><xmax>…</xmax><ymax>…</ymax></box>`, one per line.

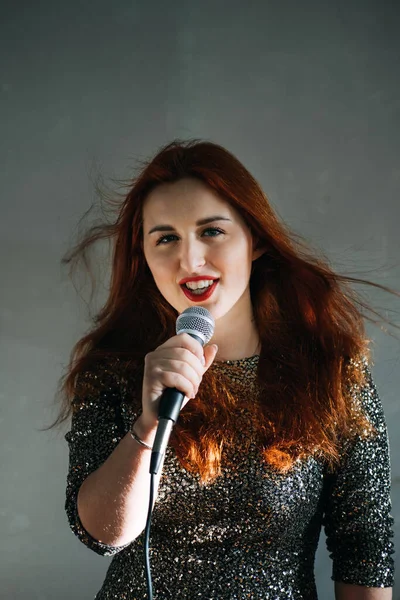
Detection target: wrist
<box><xmin>132</xmin><ymin>414</ymin><xmax>158</xmax><ymax>446</ymax></box>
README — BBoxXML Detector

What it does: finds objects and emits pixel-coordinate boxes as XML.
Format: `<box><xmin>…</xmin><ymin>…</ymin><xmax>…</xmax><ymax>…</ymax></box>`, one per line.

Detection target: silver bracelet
<box><xmin>130</xmin><ymin>426</ymin><xmax>153</xmax><ymax>450</ymax></box>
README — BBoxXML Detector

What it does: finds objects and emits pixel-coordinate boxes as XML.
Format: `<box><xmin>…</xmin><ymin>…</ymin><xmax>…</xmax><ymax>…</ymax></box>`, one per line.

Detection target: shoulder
<box><xmin>73</xmin><ymin>354</ymin><xmax>143</xmax><ymax>410</ymax></box>
<box><xmin>345</xmin><ymin>355</ymin><xmax>386</xmax><ymax>431</ymax></box>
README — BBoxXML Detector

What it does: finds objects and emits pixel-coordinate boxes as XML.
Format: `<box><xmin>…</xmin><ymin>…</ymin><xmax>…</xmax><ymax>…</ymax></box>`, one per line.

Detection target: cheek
<box><xmin>145</xmin><ymin>252</ymin><xmax>173</xmax><ymax>285</ymax></box>
<box><xmin>218</xmin><ymin>238</ymin><xmax>252</xmax><ymax>272</ymax></box>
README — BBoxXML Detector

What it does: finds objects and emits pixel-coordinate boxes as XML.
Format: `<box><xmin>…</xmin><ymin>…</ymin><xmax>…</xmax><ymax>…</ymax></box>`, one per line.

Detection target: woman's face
<box><xmin>142</xmin><ymin>178</ymin><xmax>263</xmax><ymax>321</ymax></box>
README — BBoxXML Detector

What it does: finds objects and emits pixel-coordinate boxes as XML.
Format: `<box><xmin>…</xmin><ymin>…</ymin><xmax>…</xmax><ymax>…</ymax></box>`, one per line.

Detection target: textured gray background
<box><xmin>0</xmin><ymin>1</ymin><xmax>399</xmax><ymax>598</ymax></box>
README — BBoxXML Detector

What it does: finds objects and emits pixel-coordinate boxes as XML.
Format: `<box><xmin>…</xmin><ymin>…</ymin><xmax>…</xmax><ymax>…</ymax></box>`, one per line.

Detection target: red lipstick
<box><xmin>180</xmin><ymin>278</ymin><xmax>219</xmax><ymax>303</ymax></box>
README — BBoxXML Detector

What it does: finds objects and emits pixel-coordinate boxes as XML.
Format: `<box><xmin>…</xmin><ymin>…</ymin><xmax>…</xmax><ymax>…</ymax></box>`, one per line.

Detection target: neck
<box><xmin>211</xmin><ymin>307</ymin><xmax>260</xmax><ymax>362</ymax></box>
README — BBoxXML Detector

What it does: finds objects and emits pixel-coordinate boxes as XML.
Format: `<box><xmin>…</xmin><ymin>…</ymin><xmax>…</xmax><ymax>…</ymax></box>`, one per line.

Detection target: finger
<box><xmin>144</xmin><ymin>350</ymin><xmax>205</xmax><ymax>402</ymax></box>
<box><xmin>162</xmin><ymin>333</ymin><xmax>206</xmax><ymax>364</ymax></box>
<box><xmin>203</xmin><ymin>344</ymin><xmax>218</xmax><ymax>370</ymax></box>
<box><xmin>156</xmin><ymin>366</ymin><xmax>199</xmax><ymax>399</ymax></box>
<box><xmin>161</xmin><ymin>356</ymin><xmax>202</xmax><ymax>389</ymax></box>
<box><xmin>155</xmin><ymin>347</ymin><xmax>205</xmax><ymax>379</ymax></box>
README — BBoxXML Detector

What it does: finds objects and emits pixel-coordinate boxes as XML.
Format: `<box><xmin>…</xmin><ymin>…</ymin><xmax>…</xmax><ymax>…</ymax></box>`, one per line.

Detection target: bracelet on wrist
<box><xmin>130</xmin><ymin>425</ymin><xmax>153</xmax><ymax>450</ymax></box>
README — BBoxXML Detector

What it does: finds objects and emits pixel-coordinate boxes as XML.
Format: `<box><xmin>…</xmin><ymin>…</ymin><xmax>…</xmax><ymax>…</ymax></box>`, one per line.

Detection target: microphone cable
<box><xmin>144</xmin><ymin>472</ymin><xmax>156</xmax><ymax>600</ymax></box>
<box><xmin>142</xmin><ymin>306</ymin><xmax>215</xmax><ymax>600</ymax></box>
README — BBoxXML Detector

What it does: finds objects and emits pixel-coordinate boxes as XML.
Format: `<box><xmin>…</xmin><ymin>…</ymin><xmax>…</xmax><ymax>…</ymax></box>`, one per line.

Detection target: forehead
<box><xmin>142</xmin><ymin>178</ymin><xmax>232</xmax><ymax>222</ymax></box>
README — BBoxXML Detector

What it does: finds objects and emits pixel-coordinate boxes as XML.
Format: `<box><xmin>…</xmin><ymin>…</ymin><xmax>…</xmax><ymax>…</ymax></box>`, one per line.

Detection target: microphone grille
<box><xmin>176</xmin><ymin>306</ymin><xmax>215</xmax><ymax>345</ymax></box>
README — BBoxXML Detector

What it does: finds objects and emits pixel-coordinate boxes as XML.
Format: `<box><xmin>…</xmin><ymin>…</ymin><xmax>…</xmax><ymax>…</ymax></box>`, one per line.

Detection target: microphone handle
<box><xmin>150</xmin><ymin>387</ymin><xmax>185</xmax><ymax>475</ymax></box>
<box><xmin>149</xmin><ymin>332</ymin><xmax>206</xmax><ymax>475</ymax></box>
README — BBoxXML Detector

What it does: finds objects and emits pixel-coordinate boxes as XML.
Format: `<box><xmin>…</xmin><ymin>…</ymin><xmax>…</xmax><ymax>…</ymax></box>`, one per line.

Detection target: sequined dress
<box><xmin>65</xmin><ymin>356</ymin><xmax>394</xmax><ymax>599</ymax></box>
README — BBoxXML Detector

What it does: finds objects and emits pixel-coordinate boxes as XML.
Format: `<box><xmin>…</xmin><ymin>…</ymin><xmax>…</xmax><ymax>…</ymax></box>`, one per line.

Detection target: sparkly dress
<box><xmin>65</xmin><ymin>355</ymin><xmax>394</xmax><ymax>599</ymax></box>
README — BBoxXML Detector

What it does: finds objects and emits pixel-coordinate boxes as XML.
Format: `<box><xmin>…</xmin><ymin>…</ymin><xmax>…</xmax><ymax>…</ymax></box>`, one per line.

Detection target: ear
<box><xmin>252</xmin><ymin>238</ymin><xmax>267</xmax><ymax>262</ymax></box>
<box><xmin>252</xmin><ymin>247</ymin><xmax>267</xmax><ymax>261</ymax></box>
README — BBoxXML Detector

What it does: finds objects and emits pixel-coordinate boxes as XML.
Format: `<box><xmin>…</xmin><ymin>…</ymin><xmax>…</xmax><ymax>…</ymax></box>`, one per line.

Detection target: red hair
<box><xmin>52</xmin><ymin>139</ymin><xmax>399</xmax><ymax>482</ymax></box>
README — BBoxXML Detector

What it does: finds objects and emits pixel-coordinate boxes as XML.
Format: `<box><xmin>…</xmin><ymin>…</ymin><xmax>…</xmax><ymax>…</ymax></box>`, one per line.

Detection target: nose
<box><xmin>179</xmin><ymin>237</ymin><xmax>206</xmax><ymax>273</ymax></box>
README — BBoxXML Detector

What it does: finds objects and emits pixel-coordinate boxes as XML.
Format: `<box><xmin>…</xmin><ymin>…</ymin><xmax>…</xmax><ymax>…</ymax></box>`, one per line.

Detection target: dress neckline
<box><xmin>213</xmin><ymin>354</ymin><xmax>260</xmax><ymax>366</ymax></box>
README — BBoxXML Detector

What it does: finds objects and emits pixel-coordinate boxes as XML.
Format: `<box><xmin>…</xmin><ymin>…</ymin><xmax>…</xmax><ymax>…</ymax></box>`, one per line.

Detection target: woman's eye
<box><xmin>155</xmin><ymin>234</ymin><xmax>179</xmax><ymax>246</ymax></box>
<box><xmin>155</xmin><ymin>228</ymin><xmax>224</xmax><ymax>246</ymax></box>
<box><xmin>202</xmin><ymin>227</ymin><xmax>224</xmax><ymax>237</ymax></box>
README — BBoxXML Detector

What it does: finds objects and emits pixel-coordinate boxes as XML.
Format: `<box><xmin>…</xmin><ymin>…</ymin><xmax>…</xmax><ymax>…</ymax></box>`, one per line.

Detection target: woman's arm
<box><xmin>76</xmin><ymin>414</ymin><xmax>162</xmax><ymax>547</ymax></box>
<box><xmin>323</xmin><ymin>358</ymin><xmax>394</xmax><ymax>589</ymax></box>
<box><xmin>335</xmin><ymin>582</ymin><xmax>392</xmax><ymax>599</ymax></box>
<box><xmin>78</xmin><ymin>336</ymin><xmax>216</xmax><ymax>547</ymax></box>
<box><xmin>66</xmin><ymin>339</ymin><xmax>218</xmax><ymax>553</ymax></box>
<box><xmin>65</xmin><ymin>362</ymin><xmax>162</xmax><ymax>554</ymax></box>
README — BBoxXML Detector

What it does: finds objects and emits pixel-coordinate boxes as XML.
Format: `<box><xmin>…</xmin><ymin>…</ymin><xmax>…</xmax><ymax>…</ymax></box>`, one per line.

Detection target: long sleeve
<box><xmin>322</xmin><ymin>358</ymin><xmax>395</xmax><ymax>587</ymax></box>
<box><xmin>64</xmin><ymin>360</ymin><xmax>136</xmax><ymax>556</ymax></box>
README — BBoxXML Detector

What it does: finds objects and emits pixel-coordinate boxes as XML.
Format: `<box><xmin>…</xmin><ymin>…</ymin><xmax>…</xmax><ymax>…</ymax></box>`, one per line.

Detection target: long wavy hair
<box><xmin>51</xmin><ymin>138</ymin><xmax>399</xmax><ymax>483</ymax></box>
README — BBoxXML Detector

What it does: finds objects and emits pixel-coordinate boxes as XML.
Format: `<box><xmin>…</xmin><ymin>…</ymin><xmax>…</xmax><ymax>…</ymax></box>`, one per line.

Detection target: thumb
<box><xmin>203</xmin><ymin>344</ymin><xmax>218</xmax><ymax>370</ymax></box>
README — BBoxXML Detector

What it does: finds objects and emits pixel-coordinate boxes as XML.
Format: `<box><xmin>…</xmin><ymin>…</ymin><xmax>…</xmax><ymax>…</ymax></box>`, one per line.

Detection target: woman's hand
<box><xmin>140</xmin><ymin>333</ymin><xmax>218</xmax><ymax>432</ymax></box>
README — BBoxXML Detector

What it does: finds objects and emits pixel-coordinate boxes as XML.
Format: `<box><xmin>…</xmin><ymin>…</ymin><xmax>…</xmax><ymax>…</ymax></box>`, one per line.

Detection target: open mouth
<box><xmin>180</xmin><ymin>279</ymin><xmax>219</xmax><ymax>302</ymax></box>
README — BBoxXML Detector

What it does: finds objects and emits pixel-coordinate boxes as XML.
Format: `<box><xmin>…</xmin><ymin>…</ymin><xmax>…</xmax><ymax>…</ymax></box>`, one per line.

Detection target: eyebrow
<box><xmin>147</xmin><ymin>216</ymin><xmax>232</xmax><ymax>235</ymax></box>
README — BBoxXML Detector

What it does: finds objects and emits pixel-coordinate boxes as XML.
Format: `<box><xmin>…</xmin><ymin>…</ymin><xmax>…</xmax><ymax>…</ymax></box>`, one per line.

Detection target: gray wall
<box><xmin>0</xmin><ymin>1</ymin><xmax>399</xmax><ymax>598</ymax></box>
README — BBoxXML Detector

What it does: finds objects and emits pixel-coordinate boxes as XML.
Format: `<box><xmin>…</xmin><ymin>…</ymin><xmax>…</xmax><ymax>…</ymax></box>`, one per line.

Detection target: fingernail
<box><xmin>201</xmin><ymin>355</ymin><xmax>205</xmax><ymax>366</ymax></box>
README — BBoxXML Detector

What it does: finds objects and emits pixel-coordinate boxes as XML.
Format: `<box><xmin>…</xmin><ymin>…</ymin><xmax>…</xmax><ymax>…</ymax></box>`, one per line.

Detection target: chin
<box><xmin>200</xmin><ymin>302</ymin><xmax>230</xmax><ymax>322</ymax></box>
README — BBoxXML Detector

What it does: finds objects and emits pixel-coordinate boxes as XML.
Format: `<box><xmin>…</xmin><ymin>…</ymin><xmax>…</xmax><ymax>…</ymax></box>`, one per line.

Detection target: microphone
<box><xmin>149</xmin><ymin>306</ymin><xmax>215</xmax><ymax>475</ymax></box>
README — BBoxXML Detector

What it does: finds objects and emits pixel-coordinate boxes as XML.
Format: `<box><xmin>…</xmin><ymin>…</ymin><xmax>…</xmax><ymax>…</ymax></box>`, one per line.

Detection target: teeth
<box><xmin>185</xmin><ymin>279</ymin><xmax>215</xmax><ymax>290</ymax></box>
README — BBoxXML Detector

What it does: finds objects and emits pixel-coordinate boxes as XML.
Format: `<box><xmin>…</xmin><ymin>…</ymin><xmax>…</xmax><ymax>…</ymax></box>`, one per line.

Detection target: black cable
<box><xmin>144</xmin><ymin>472</ymin><xmax>156</xmax><ymax>600</ymax></box>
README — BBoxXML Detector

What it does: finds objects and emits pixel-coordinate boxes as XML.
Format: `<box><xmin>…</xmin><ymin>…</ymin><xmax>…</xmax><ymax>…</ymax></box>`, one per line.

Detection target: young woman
<box><xmin>57</xmin><ymin>139</ymin><xmax>395</xmax><ymax>599</ymax></box>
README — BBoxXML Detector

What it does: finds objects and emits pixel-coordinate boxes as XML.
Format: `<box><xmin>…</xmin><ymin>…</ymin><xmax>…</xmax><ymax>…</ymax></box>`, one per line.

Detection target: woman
<box><xmin>57</xmin><ymin>140</ymin><xmax>395</xmax><ymax>599</ymax></box>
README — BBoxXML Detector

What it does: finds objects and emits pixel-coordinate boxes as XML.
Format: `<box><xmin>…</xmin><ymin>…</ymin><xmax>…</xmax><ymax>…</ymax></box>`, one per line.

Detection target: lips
<box><xmin>180</xmin><ymin>279</ymin><xmax>219</xmax><ymax>302</ymax></box>
<box><xmin>178</xmin><ymin>276</ymin><xmax>219</xmax><ymax>285</ymax></box>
